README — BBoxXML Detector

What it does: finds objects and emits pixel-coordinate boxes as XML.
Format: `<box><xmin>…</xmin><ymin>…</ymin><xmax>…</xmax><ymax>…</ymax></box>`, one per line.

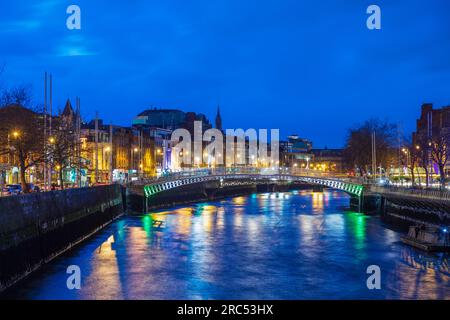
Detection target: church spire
<box><xmin>215</xmin><ymin>104</ymin><xmax>222</xmax><ymax>130</ymax></box>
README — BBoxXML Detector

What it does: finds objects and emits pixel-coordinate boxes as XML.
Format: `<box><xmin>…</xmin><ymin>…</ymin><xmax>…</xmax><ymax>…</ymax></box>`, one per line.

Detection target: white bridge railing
<box><xmin>138</xmin><ymin>167</ymin><xmax>351</xmax><ymax>184</ymax></box>
<box><xmin>141</xmin><ymin>168</ymin><xmax>364</xmax><ymax>198</ymax></box>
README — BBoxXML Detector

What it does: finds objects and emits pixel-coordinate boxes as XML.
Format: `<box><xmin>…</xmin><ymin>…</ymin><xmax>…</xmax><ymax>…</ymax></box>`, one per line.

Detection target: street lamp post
<box><xmin>402</xmin><ymin>147</ymin><xmax>412</xmax><ymax>185</ymax></box>
<box><xmin>48</xmin><ymin>136</ymin><xmax>55</xmax><ymax>188</ymax></box>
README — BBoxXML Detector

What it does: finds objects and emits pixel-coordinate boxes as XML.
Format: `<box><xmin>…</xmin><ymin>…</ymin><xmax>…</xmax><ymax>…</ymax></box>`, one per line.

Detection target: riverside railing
<box><xmin>132</xmin><ymin>167</ymin><xmax>344</xmax><ymax>185</ymax></box>
<box><xmin>369</xmin><ymin>185</ymin><xmax>450</xmax><ymax>201</ymax></box>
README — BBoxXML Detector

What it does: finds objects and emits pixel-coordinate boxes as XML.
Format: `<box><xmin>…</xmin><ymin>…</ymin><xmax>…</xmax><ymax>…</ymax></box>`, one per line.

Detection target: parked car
<box><xmin>6</xmin><ymin>184</ymin><xmax>22</xmax><ymax>195</ymax></box>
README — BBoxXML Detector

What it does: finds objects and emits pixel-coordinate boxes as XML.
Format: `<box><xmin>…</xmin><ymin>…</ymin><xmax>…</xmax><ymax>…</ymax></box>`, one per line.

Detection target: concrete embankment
<box><xmin>366</xmin><ymin>186</ymin><xmax>450</xmax><ymax>228</ymax></box>
<box><xmin>381</xmin><ymin>195</ymin><xmax>450</xmax><ymax>228</ymax></box>
<box><xmin>0</xmin><ymin>184</ymin><xmax>124</xmax><ymax>292</ymax></box>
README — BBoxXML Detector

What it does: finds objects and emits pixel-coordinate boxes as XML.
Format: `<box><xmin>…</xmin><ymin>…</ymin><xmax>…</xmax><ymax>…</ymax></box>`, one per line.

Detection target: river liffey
<box><xmin>4</xmin><ymin>190</ymin><xmax>449</xmax><ymax>299</ymax></box>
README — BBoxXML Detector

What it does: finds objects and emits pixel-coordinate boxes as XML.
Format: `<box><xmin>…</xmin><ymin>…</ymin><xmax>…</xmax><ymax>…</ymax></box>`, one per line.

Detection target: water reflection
<box><xmin>312</xmin><ymin>191</ymin><xmax>324</xmax><ymax>210</ymax></box>
<box><xmin>385</xmin><ymin>247</ymin><xmax>449</xmax><ymax>299</ymax></box>
<box><xmin>4</xmin><ymin>190</ymin><xmax>449</xmax><ymax>300</ymax></box>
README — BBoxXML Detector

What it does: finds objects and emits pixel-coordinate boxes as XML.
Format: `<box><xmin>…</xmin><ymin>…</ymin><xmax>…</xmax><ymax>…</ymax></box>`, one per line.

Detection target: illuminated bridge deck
<box><xmin>143</xmin><ymin>169</ymin><xmax>364</xmax><ymax>198</ymax></box>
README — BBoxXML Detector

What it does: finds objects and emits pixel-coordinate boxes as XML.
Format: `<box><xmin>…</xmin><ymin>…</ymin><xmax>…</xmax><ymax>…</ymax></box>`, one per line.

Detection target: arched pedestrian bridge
<box><xmin>143</xmin><ymin>168</ymin><xmax>364</xmax><ymax>198</ymax></box>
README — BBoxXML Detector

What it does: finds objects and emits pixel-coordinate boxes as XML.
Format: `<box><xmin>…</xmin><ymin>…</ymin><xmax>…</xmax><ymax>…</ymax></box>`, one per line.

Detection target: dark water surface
<box><xmin>4</xmin><ymin>190</ymin><xmax>450</xmax><ymax>299</ymax></box>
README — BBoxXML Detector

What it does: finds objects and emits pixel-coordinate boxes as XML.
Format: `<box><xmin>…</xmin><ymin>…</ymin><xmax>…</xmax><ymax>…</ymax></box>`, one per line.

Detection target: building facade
<box><xmin>412</xmin><ymin>103</ymin><xmax>450</xmax><ymax>175</ymax></box>
<box><xmin>280</xmin><ymin>135</ymin><xmax>313</xmax><ymax>168</ymax></box>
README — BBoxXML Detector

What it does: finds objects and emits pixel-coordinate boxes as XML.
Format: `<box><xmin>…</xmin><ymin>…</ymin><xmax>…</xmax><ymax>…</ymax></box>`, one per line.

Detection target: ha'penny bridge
<box><xmin>140</xmin><ymin>168</ymin><xmax>365</xmax><ymax>211</ymax></box>
<box><xmin>140</xmin><ymin>168</ymin><xmax>450</xmax><ymax>228</ymax></box>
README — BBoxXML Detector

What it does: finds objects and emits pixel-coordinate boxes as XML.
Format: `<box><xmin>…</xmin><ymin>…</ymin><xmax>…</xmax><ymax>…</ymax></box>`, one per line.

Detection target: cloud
<box><xmin>54</xmin><ymin>35</ymin><xmax>97</xmax><ymax>57</ymax></box>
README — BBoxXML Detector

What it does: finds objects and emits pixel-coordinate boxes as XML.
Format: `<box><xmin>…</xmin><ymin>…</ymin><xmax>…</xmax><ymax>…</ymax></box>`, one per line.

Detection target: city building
<box><xmin>280</xmin><ymin>135</ymin><xmax>313</xmax><ymax>168</ymax></box>
<box><xmin>413</xmin><ymin>103</ymin><xmax>450</xmax><ymax>141</ymax></box>
<box><xmin>132</xmin><ymin>107</ymin><xmax>215</xmax><ymax>171</ymax></box>
<box><xmin>132</xmin><ymin>107</ymin><xmax>212</xmax><ymax>134</ymax></box>
<box><xmin>215</xmin><ymin>105</ymin><xmax>222</xmax><ymax>131</ymax></box>
<box><xmin>412</xmin><ymin>103</ymin><xmax>450</xmax><ymax>176</ymax></box>
<box><xmin>311</xmin><ymin>148</ymin><xmax>345</xmax><ymax>173</ymax></box>
<box><xmin>80</xmin><ymin>119</ymin><xmax>156</xmax><ymax>184</ymax></box>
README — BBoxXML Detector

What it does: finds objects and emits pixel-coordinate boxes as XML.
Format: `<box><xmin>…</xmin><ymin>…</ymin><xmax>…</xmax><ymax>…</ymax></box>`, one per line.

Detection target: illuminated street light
<box><xmin>49</xmin><ymin>137</ymin><xmax>55</xmax><ymax>144</ymax></box>
<box><xmin>105</xmin><ymin>146</ymin><xmax>111</xmax><ymax>152</ymax></box>
<box><xmin>12</xmin><ymin>131</ymin><xmax>19</xmax><ymax>138</ymax></box>
<box><xmin>134</xmin><ymin>147</ymin><xmax>138</xmax><ymax>152</ymax></box>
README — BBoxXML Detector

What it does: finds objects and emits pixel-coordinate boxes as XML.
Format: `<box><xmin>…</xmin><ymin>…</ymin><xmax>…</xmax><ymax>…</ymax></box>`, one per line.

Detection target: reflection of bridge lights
<box><xmin>232</xmin><ymin>196</ymin><xmax>246</xmax><ymax>205</ymax></box>
<box><xmin>312</xmin><ymin>192</ymin><xmax>324</xmax><ymax>210</ymax></box>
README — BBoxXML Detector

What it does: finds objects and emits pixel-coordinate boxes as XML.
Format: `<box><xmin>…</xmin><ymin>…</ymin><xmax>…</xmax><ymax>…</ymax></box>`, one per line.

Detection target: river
<box><xmin>3</xmin><ymin>189</ymin><xmax>449</xmax><ymax>299</ymax></box>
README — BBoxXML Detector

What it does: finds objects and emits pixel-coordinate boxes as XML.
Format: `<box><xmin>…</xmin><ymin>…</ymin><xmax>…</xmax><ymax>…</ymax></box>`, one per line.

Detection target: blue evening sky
<box><xmin>1</xmin><ymin>0</ymin><xmax>450</xmax><ymax>147</ymax></box>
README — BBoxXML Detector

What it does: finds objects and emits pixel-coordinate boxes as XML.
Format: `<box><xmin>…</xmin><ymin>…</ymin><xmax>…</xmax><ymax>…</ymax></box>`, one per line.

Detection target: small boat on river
<box><xmin>401</xmin><ymin>225</ymin><xmax>450</xmax><ymax>252</ymax></box>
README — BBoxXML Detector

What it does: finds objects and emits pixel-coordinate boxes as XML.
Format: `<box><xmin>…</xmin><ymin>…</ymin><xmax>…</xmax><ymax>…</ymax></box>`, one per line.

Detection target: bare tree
<box><xmin>401</xmin><ymin>144</ymin><xmax>420</xmax><ymax>186</ymax></box>
<box><xmin>0</xmin><ymin>85</ymin><xmax>33</xmax><ymax>108</ymax></box>
<box><xmin>47</xmin><ymin>114</ymin><xmax>89</xmax><ymax>189</ymax></box>
<box><xmin>415</xmin><ymin>136</ymin><xmax>431</xmax><ymax>187</ymax></box>
<box><xmin>0</xmin><ymin>104</ymin><xmax>45</xmax><ymax>192</ymax></box>
<box><xmin>430</xmin><ymin>133</ymin><xmax>449</xmax><ymax>188</ymax></box>
<box><xmin>344</xmin><ymin>118</ymin><xmax>397</xmax><ymax>176</ymax></box>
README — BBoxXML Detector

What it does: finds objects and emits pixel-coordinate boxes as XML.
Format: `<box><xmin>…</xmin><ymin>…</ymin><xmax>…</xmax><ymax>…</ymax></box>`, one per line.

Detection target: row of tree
<box><xmin>0</xmin><ymin>86</ymin><xmax>85</xmax><ymax>192</ymax></box>
<box><xmin>344</xmin><ymin>118</ymin><xmax>449</xmax><ymax>188</ymax></box>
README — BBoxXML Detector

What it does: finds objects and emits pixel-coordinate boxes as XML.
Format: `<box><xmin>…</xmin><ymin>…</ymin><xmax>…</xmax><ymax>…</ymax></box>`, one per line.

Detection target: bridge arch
<box><xmin>143</xmin><ymin>173</ymin><xmax>364</xmax><ymax>198</ymax></box>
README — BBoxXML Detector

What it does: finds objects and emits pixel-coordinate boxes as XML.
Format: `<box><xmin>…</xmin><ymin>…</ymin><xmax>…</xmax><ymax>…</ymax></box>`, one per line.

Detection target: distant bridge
<box><xmin>143</xmin><ymin>168</ymin><xmax>364</xmax><ymax>198</ymax></box>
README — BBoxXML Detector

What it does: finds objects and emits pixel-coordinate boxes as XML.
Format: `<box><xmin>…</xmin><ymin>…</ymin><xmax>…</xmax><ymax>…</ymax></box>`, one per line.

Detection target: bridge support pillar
<box><xmin>350</xmin><ymin>195</ymin><xmax>362</xmax><ymax>212</ymax></box>
<box><xmin>352</xmin><ymin>193</ymin><xmax>383</xmax><ymax>214</ymax></box>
